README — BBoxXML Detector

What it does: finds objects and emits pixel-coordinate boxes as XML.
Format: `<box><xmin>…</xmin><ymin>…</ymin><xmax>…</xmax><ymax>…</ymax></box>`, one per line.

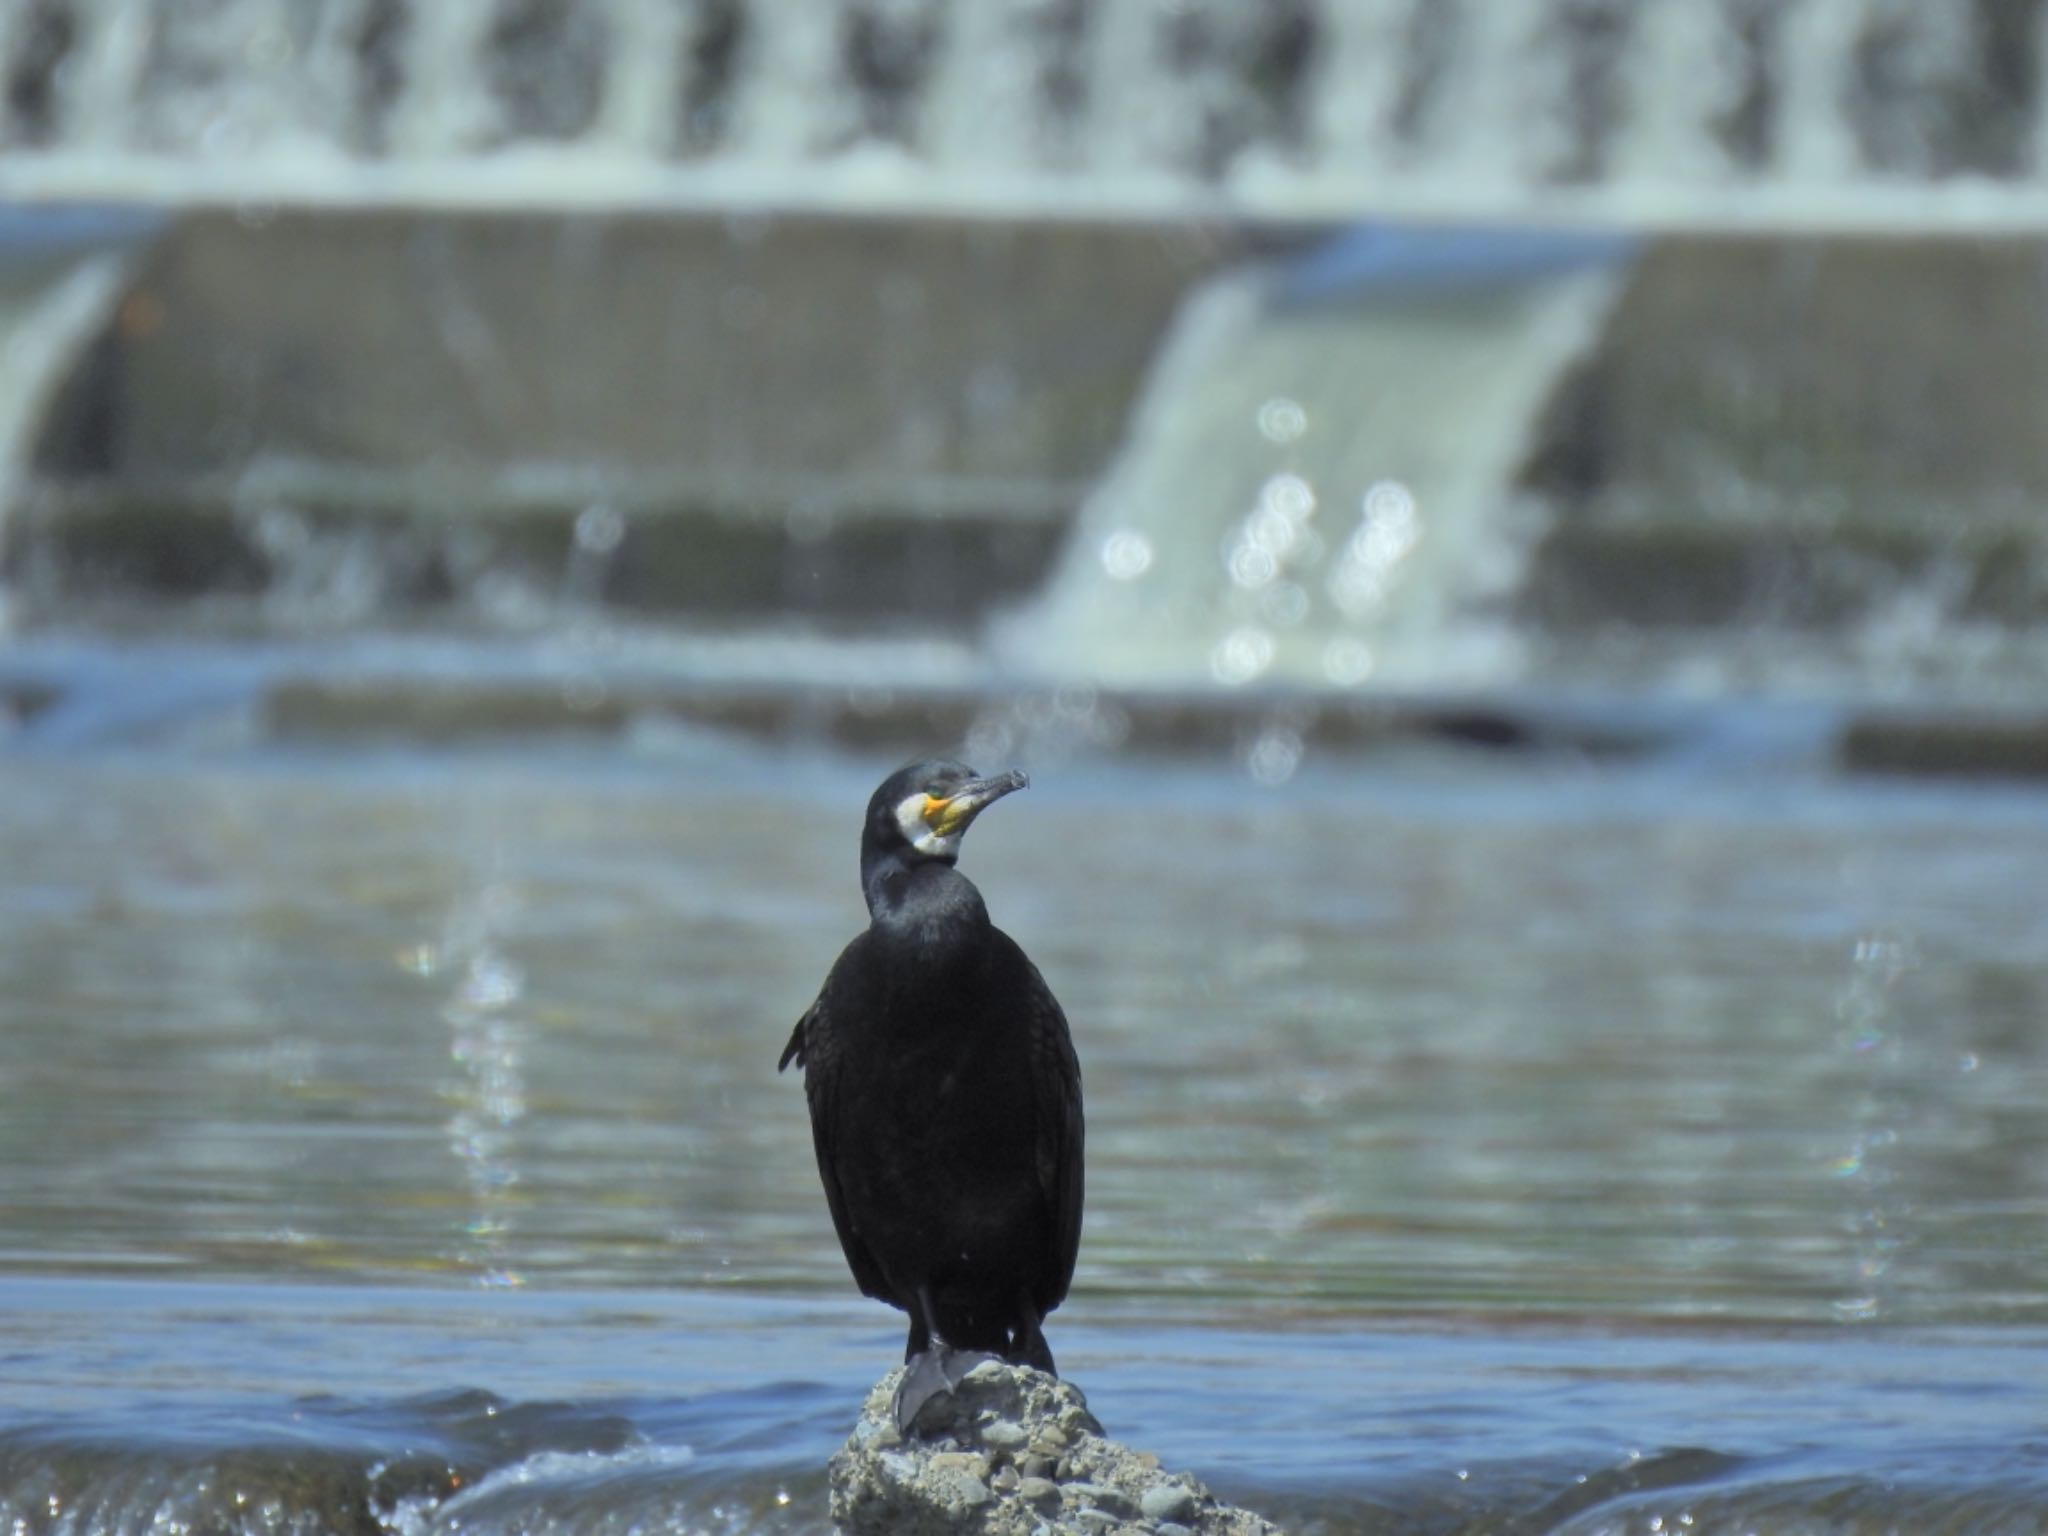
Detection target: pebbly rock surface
<box><xmin>828</xmin><ymin>1359</ymin><xmax>1287</xmax><ymax>1536</ymax></box>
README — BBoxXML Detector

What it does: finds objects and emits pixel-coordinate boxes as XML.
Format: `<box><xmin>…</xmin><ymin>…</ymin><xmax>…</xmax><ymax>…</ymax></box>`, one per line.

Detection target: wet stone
<box><xmin>1066</xmin><ymin>1481</ymin><xmax>1138</xmax><ymax>1518</ymax></box>
<box><xmin>1142</xmin><ymin>1483</ymin><xmax>1200</xmax><ymax>1523</ymax></box>
<box><xmin>981</xmin><ymin>1420</ymin><xmax>1029</xmax><ymax>1451</ymax></box>
<box><xmin>1018</xmin><ymin>1476</ymin><xmax>1060</xmax><ymax>1502</ymax></box>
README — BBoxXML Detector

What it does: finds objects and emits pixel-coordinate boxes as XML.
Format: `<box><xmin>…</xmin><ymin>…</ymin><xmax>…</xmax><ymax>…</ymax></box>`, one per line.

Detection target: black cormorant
<box><xmin>779</xmin><ymin>760</ymin><xmax>1084</xmax><ymax>1425</ymax></box>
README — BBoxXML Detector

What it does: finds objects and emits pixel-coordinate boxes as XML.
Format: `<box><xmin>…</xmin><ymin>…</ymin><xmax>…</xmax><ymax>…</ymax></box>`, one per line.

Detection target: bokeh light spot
<box><xmin>1210</xmin><ymin>626</ymin><xmax>1275</xmax><ymax>685</ymax></box>
<box><xmin>1099</xmin><ymin>528</ymin><xmax>1155</xmax><ymax>581</ymax></box>
<box><xmin>1256</xmin><ymin>396</ymin><xmax>1307</xmax><ymax>444</ymax></box>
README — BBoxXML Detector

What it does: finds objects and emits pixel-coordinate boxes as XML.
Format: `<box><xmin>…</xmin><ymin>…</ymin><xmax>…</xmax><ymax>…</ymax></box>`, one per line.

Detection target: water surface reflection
<box><xmin>1</xmin><ymin>751</ymin><xmax>2042</xmax><ymax>1331</ymax></box>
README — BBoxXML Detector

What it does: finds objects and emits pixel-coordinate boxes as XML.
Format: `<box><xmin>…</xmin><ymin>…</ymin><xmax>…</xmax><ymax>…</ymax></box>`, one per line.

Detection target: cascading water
<box><xmin>1001</xmin><ymin>228</ymin><xmax>1633</xmax><ymax>691</ymax></box>
<box><xmin>0</xmin><ymin>208</ymin><xmax>157</xmax><ymax>630</ymax></box>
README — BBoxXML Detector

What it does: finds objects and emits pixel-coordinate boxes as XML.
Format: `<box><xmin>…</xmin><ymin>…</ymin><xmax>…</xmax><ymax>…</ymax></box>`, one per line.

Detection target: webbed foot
<box><xmin>891</xmin><ymin>1344</ymin><xmax>996</xmax><ymax>1435</ymax></box>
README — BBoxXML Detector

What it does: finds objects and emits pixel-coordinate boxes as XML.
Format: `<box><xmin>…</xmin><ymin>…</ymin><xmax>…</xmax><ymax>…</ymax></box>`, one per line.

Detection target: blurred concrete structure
<box><xmin>7</xmin><ymin>0</ymin><xmax>2048</xmax><ymax>227</ymax></box>
<box><xmin>12</xmin><ymin>211</ymin><xmax>1239</xmax><ymax>631</ymax></box>
<box><xmin>3</xmin><ymin>0</ymin><xmax>2048</xmax><ymax>685</ymax></box>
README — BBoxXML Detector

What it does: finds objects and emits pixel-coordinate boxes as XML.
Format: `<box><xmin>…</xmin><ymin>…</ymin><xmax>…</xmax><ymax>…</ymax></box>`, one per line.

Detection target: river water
<box><xmin>1</xmin><ymin>645</ymin><xmax>2044</xmax><ymax>1534</ymax></box>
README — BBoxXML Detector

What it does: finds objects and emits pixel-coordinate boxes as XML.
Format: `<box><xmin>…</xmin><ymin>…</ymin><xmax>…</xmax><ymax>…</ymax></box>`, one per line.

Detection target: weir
<box><xmin>3</xmin><ymin>0</ymin><xmax>2047</xmax><ymax>701</ymax></box>
<box><xmin>3</xmin><ymin>0</ymin><xmax>2048</xmax><ymax>225</ymax></box>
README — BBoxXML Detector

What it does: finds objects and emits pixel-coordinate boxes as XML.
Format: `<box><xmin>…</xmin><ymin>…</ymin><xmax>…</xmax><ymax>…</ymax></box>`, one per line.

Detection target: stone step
<box><xmin>3</xmin><ymin>474</ymin><xmax>1075</xmax><ymax>634</ymax></box>
<box><xmin>1521</xmin><ymin>514</ymin><xmax>2048</xmax><ymax>631</ymax></box>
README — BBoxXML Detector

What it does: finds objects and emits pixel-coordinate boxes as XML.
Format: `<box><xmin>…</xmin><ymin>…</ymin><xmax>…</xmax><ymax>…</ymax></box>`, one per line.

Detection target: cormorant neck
<box><xmin>861</xmin><ymin>849</ymin><xmax>990</xmax><ymax>955</ymax></box>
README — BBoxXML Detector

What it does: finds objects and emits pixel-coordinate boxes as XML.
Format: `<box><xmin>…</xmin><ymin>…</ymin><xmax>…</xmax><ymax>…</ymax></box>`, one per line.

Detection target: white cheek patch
<box><xmin>895</xmin><ymin>792</ymin><xmax>959</xmax><ymax>858</ymax></box>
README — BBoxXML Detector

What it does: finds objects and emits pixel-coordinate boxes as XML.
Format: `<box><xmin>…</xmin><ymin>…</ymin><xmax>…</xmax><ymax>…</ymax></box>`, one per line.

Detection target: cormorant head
<box><xmin>862</xmin><ymin>759</ymin><xmax>1029</xmax><ymax>875</ymax></box>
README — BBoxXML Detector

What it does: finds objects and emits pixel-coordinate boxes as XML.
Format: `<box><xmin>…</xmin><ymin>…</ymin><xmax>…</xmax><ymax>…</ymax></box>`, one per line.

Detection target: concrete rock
<box><xmin>828</xmin><ymin>1360</ymin><xmax>1287</xmax><ymax>1536</ymax></box>
<box><xmin>1141</xmin><ymin>1482</ymin><xmax>1201</xmax><ymax>1524</ymax></box>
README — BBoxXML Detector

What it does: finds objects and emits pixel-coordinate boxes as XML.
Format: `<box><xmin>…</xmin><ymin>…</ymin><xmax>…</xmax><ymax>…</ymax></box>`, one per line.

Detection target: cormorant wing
<box><xmin>781</xmin><ymin>996</ymin><xmax>895</xmax><ymax>1306</ymax></box>
<box><xmin>777</xmin><ymin>1013</ymin><xmax>807</xmax><ymax>1072</ymax></box>
<box><xmin>1015</xmin><ymin>944</ymin><xmax>1084</xmax><ymax>1317</ymax></box>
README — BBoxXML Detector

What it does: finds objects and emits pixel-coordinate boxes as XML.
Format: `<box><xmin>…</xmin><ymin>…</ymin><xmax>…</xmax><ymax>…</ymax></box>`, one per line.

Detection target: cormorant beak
<box><xmin>925</xmin><ymin>769</ymin><xmax>1029</xmax><ymax>840</ymax></box>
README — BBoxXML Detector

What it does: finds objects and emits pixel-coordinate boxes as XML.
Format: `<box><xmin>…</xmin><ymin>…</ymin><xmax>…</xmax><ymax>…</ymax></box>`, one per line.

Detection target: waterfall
<box><xmin>0</xmin><ymin>214</ymin><xmax>152</xmax><ymax>629</ymax></box>
<box><xmin>1000</xmin><ymin>229</ymin><xmax>1633</xmax><ymax>690</ymax></box>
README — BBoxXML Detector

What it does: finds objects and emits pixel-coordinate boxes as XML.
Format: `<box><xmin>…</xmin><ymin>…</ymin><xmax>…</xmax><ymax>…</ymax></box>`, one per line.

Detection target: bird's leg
<box><xmin>1008</xmin><ymin>1291</ymin><xmax>1057</xmax><ymax>1375</ymax></box>
<box><xmin>903</xmin><ymin>1312</ymin><xmax>930</xmax><ymax>1363</ymax></box>
<box><xmin>891</xmin><ymin>1286</ymin><xmax>995</xmax><ymax>1435</ymax></box>
<box><xmin>892</xmin><ymin>1286</ymin><xmax>951</xmax><ymax>1433</ymax></box>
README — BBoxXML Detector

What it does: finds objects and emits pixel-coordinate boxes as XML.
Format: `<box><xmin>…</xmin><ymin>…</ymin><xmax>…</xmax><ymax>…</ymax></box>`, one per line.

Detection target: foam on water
<box><xmin>382</xmin><ymin>1441</ymin><xmax>704</xmax><ymax>1536</ymax></box>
